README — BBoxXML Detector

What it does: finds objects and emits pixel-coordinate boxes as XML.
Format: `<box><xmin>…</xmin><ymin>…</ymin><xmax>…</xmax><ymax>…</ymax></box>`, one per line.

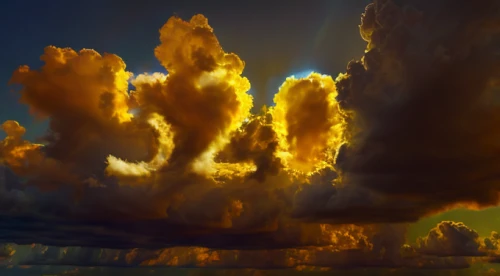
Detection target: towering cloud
<box><xmin>9</xmin><ymin>46</ymin><xmax>158</xmax><ymax>182</ymax></box>
<box><xmin>130</xmin><ymin>14</ymin><xmax>253</xmax><ymax>176</ymax></box>
<box><xmin>329</xmin><ymin>0</ymin><xmax>500</xmax><ymax>221</ymax></box>
<box><xmin>271</xmin><ymin>73</ymin><xmax>345</xmax><ymax>173</ymax></box>
<box><xmin>0</xmin><ymin>0</ymin><xmax>499</xmax><ymax>271</ymax></box>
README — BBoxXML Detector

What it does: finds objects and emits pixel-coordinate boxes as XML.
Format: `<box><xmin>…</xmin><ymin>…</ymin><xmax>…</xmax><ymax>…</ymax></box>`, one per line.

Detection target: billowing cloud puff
<box><xmin>130</xmin><ymin>14</ymin><xmax>253</xmax><ymax>176</ymax></box>
<box><xmin>271</xmin><ymin>73</ymin><xmax>345</xmax><ymax>173</ymax></box>
<box><xmin>417</xmin><ymin>221</ymin><xmax>485</xmax><ymax>257</ymax></box>
<box><xmin>9</xmin><ymin>46</ymin><xmax>158</xmax><ymax>183</ymax></box>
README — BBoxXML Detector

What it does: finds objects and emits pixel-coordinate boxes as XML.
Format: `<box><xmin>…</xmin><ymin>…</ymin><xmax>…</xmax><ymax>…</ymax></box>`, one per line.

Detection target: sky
<box><xmin>0</xmin><ymin>0</ymin><xmax>500</xmax><ymax>275</ymax></box>
<box><xmin>0</xmin><ymin>0</ymin><xmax>369</xmax><ymax>141</ymax></box>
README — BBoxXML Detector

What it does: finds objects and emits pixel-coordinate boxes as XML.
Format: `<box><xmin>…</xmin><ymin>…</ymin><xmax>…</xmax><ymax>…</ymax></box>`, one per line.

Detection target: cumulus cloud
<box><xmin>271</xmin><ymin>72</ymin><xmax>345</xmax><ymax>173</ymax></box>
<box><xmin>417</xmin><ymin>221</ymin><xmax>485</xmax><ymax>257</ymax></box>
<box><xmin>0</xmin><ymin>0</ymin><xmax>499</xmax><ymax>271</ymax></box>
<box><xmin>9</xmin><ymin>46</ymin><xmax>156</xmax><ymax>179</ymax></box>
<box><xmin>306</xmin><ymin>0</ymin><xmax>500</xmax><ymax>222</ymax></box>
<box><xmin>0</xmin><ymin>12</ymin><xmax>351</xmax><ymax>244</ymax></box>
<box><xmin>131</xmin><ymin>14</ymin><xmax>253</xmax><ymax>176</ymax></box>
<box><xmin>216</xmin><ymin>113</ymin><xmax>282</xmax><ymax>182</ymax></box>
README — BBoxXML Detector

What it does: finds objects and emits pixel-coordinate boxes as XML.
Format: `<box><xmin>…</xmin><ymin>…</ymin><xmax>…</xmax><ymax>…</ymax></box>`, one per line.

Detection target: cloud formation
<box><xmin>271</xmin><ymin>73</ymin><xmax>344</xmax><ymax>173</ymax></box>
<box><xmin>417</xmin><ymin>221</ymin><xmax>485</xmax><ymax>257</ymax></box>
<box><xmin>3</xmin><ymin>220</ymin><xmax>499</xmax><ymax>271</ymax></box>
<box><xmin>0</xmin><ymin>0</ymin><xmax>500</xmax><ymax>270</ymax></box>
<box><xmin>306</xmin><ymin>0</ymin><xmax>500</xmax><ymax>222</ymax></box>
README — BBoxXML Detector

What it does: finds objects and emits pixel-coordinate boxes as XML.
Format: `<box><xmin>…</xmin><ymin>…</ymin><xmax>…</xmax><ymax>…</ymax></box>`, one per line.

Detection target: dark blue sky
<box><xmin>0</xmin><ymin>0</ymin><xmax>368</xmax><ymax>140</ymax></box>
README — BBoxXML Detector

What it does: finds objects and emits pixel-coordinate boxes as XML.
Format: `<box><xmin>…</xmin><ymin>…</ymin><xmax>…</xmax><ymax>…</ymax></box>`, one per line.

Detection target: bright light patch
<box><xmin>129</xmin><ymin>67</ymin><xmax>169</xmax><ymax>92</ymax></box>
<box><xmin>128</xmin><ymin>108</ymin><xmax>140</xmax><ymax>116</ymax></box>
<box><xmin>289</xmin><ymin>69</ymin><xmax>318</xmax><ymax>79</ymax></box>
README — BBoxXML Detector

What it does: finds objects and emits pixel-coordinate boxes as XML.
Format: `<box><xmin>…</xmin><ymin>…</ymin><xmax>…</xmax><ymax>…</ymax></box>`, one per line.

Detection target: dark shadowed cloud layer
<box><xmin>3</xmin><ymin>221</ymin><xmax>500</xmax><ymax>271</ymax></box>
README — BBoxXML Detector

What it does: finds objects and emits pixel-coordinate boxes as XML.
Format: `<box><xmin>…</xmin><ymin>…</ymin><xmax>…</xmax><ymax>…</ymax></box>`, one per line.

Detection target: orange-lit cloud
<box><xmin>271</xmin><ymin>73</ymin><xmax>345</xmax><ymax>174</ymax></box>
<box><xmin>0</xmin><ymin>120</ymin><xmax>43</xmax><ymax>174</ymax></box>
<box><xmin>8</xmin><ymin>46</ymin><xmax>158</xmax><ymax>181</ymax></box>
<box><xmin>0</xmin><ymin>0</ymin><xmax>499</xmax><ymax>271</ymax></box>
<box><xmin>130</xmin><ymin>14</ymin><xmax>253</xmax><ymax>176</ymax></box>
